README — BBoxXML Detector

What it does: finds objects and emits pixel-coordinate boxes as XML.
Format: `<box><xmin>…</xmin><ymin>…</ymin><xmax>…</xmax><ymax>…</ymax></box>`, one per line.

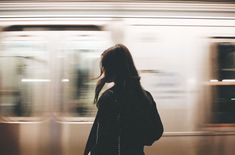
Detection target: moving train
<box><xmin>0</xmin><ymin>1</ymin><xmax>235</xmax><ymax>155</ymax></box>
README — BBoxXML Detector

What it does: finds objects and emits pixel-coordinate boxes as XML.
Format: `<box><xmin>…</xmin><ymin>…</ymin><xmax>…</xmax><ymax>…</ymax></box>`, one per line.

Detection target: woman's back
<box><xmin>84</xmin><ymin>44</ymin><xmax>163</xmax><ymax>155</ymax></box>
<box><xmin>95</xmin><ymin>86</ymin><xmax>146</xmax><ymax>155</ymax></box>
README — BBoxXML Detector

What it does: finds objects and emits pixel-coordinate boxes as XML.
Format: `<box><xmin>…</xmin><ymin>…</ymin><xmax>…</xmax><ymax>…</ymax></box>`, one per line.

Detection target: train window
<box><xmin>59</xmin><ymin>49</ymin><xmax>99</xmax><ymax>118</ymax></box>
<box><xmin>0</xmin><ymin>32</ymin><xmax>50</xmax><ymax>117</ymax></box>
<box><xmin>58</xmin><ymin>32</ymin><xmax>111</xmax><ymax>118</ymax></box>
<box><xmin>209</xmin><ymin>39</ymin><xmax>235</xmax><ymax>124</ymax></box>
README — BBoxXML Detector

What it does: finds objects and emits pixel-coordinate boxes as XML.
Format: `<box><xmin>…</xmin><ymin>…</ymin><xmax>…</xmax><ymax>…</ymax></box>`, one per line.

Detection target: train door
<box><xmin>54</xmin><ymin>31</ymin><xmax>112</xmax><ymax>155</ymax></box>
<box><xmin>0</xmin><ymin>31</ymin><xmax>52</xmax><ymax>155</ymax></box>
<box><xmin>0</xmin><ymin>28</ymin><xmax>112</xmax><ymax>155</ymax></box>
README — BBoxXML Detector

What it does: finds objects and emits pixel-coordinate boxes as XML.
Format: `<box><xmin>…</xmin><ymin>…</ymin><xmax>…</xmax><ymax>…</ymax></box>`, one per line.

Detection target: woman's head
<box><xmin>94</xmin><ymin>44</ymin><xmax>140</xmax><ymax>103</ymax></box>
<box><xmin>101</xmin><ymin>44</ymin><xmax>139</xmax><ymax>83</ymax></box>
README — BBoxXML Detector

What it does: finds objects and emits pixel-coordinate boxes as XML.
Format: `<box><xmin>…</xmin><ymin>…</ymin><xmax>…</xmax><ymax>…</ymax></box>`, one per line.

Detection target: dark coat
<box><xmin>84</xmin><ymin>86</ymin><xmax>163</xmax><ymax>155</ymax></box>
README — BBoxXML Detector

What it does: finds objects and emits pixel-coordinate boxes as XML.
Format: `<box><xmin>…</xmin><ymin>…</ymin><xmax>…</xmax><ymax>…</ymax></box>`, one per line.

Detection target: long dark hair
<box><xmin>94</xmin><ymin>44</ymin><xmax>147</xmax><ymax>104</ymax></box>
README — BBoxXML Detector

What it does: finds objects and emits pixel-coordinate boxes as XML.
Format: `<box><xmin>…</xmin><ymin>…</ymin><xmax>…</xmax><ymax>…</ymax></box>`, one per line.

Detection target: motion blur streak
<box><xmin>0</xmin><ymin>1</ymin><xmax>235</xmax><ymax>155</ymax></box>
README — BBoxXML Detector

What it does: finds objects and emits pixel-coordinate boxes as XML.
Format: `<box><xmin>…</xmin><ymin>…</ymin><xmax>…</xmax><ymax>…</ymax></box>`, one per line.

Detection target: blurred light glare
<box><xmin>210</xmin><ymin>79</ymin><xmax>218</xmax><ymax>82</ymax></box>
<box><xmin>61</xmin><ymin>79</ymin><xmax>69</xmax><ymax>82</ymax></box>
<box><xmin>21</xmin><ymin>79</ymin><xmax>51</xmax><ymax>82</ymax></box>
<box><xmin>222</xmin><ymin>79</ymin><xmax>235</xmax><ymax>82</ymax></box>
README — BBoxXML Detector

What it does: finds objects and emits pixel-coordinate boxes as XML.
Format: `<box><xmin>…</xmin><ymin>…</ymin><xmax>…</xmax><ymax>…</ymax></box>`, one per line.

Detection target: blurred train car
<box><xmin>0</xmin><ymin>1</ymin><xmax>235</xmax><ymax>155</ymax></box>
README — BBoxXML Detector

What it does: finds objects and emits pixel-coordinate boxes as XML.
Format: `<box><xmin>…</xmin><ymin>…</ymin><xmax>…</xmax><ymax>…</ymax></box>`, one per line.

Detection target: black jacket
<box><xmin>84</xmin><ymin>87</ymin><xmax>163</xmax><ymax>155</ymax></box>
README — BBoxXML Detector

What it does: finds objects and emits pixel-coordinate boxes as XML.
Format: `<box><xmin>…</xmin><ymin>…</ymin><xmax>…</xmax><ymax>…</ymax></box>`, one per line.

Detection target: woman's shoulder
<box><xmin>144</xmin><ymin>90</ymin><xmax>152</xmax><ymax>98</ymax></box>
<box><xmin>144</xmin><ymin>90</ymin><xmax>158</xmax><ymax>108</ymax></box>
<box><xmin>100</xmin><ymin>88</ymin><xmax>115</xmax><ymax>100</ymax></box>
<box><xmin>97</xmin><ymin>87</ymin><xmax>115</xmax><ymax>108</ymax></box>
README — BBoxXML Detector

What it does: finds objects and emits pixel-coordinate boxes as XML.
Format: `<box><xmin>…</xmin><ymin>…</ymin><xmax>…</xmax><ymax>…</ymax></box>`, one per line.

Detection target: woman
<box><xmin>84</xmin><ymin>44</ymin><xmax>163</xmax><ymax>155</ymax></box>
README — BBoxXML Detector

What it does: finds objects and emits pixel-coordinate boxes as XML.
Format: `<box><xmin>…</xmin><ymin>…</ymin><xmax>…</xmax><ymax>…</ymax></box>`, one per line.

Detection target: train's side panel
<box><xmin>125</xmin><ymin>19</ymin><xmax>235</xmax><ymax>155</ymax></box>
